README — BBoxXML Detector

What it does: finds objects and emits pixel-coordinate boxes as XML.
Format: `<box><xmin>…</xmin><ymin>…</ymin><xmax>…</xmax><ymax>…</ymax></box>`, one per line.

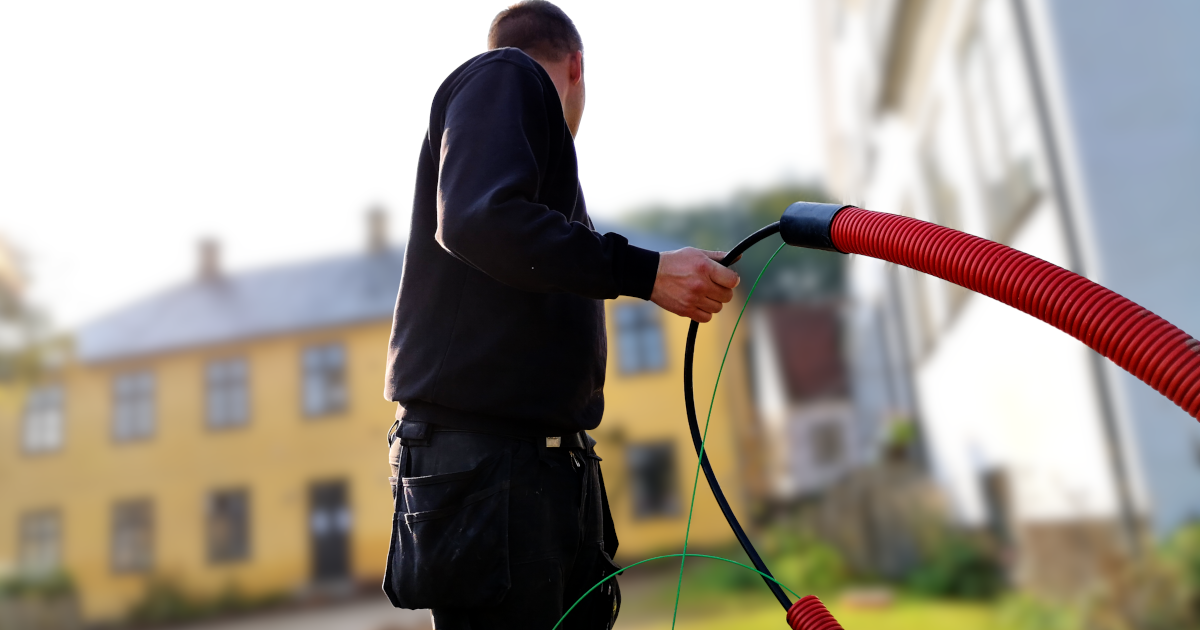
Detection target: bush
<box><xmin>1163</xmin><ymin>521</ymin><xmax>1200</xmax><ymax>615</ymax></box>
<box><xmin>769</xmin><ymin>536</ymin><xmax>848</xmax><ymax>596</ymax></box>
<box><xmin>1084</xmin><ymin>544</ymin><xmax>1197</xmax><ymax>630</ymax></box>
<box><xmin>996</xmin><ymin>526</ymin><xmax>1200</xmax><ymax>630</ymax></box>
<box><xmin>906</xmin><ymin>536</ymin><xmax>1004</xmax><ymax>600</ymax></box>
<box><xmin>684</xmin><ymin>553</ymin><xmax>764</xmax><ymax>593</ymax></box>
<box><xmin>0</xmin><ymin>571</ymin><xmax>75</xmax><ymax>600</ymax></box>
<box><xmin>126</xmin><ymin>578</ymin><xmax>282</xmax><ymax>627</ymax></box>
<box><xmin>127</xmin><ymin>579</ymin><xmax>198</xmax><ymax>625</ymax></box>
<box><xmin>676</xmin><ymin>532</ymin><xmax>848</xmax><ymax>601</ymax></box>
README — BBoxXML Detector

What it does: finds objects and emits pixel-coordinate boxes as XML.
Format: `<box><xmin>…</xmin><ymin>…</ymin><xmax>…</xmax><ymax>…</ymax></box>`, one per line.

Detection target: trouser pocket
<box><xmin>562</xmin><ymin>546</ymin><xmax>622</xmax><ymax>630</ymax></box>
<box><xmin>384</xmin><ymin>450</ymin><xmax>511</xmax><ymax>609</ymax></box>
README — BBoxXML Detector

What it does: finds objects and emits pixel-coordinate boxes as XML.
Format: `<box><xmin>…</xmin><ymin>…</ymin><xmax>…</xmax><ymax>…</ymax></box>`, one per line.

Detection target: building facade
<box><xmin>750</xmin><ymin>303</ymin><xmax>856</xmax><ymax>500</ymax></box>
<box><xmin>0</xmin><ymin>223</ymin><xmax>753</xmax><ymax>622</ymax></box>
<box><xmin>817</xmin><ymin>0</ymin><xmax>1200</xmax><ymax>592</ymax></box>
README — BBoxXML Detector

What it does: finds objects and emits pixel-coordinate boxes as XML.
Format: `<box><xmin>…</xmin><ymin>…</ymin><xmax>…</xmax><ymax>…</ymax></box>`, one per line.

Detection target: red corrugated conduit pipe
<box><xmin>686</xmin><ymin>203</ymin><xmax>1200</xmax><ymax>630</ymax></box>
<box><xmin>827</xmin><ymin>205</ymin><xmax>1200</xmax><ymax>419</ymax></box>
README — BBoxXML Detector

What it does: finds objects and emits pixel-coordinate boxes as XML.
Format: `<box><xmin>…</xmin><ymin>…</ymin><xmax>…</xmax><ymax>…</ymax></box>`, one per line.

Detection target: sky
<box><xmin>0</xmin><ymin>1</ymin><xmax>824</xmax><ymax>328</ymax></box>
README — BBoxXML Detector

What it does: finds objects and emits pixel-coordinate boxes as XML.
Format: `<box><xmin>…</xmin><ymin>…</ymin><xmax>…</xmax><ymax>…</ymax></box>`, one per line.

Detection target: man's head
<box><xmin>489</xmin><ymin>1</ymin><xmax>585</xmax><ymax>137</ymax></box>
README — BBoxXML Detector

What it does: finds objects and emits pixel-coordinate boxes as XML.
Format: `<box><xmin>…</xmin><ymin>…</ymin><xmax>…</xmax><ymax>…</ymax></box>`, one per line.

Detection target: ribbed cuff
<box><xmin>614</xmin><ymin>242</ymin><xmax>660</xmax><ymax>300</ymax></box>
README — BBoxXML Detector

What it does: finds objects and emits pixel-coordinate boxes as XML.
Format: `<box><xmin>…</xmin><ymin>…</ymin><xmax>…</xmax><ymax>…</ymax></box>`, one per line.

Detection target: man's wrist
<box><xmin>615</xmin><ymin>244</ymin><xmax>659</xmax><ymax>300</ymax></box>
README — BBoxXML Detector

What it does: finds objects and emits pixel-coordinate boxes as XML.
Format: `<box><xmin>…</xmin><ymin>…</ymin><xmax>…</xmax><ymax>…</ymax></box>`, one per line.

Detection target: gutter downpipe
<box><xmin>1009</xmin><ymin>0</ymin><xmax>1142</xmax><ymax>555</ymax></box>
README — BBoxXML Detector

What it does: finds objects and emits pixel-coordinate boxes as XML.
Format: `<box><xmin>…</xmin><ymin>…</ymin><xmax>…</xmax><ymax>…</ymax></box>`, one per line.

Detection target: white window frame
<box><xmin>22</xmin><ymin>384</ymin><xmax>64</xmax><ymax>454</ymax></box>
<box><xmin>207</xmin><ymin>488</ymin><xmax>250</xmax><ymax>563</ymax></box>
<box><xmin>19</xmin><ymin>509</ymin><xmax>61</xmax><ymax>575</ymax></box>
<box><xmin>113</xmin><ymin>371</ymin><xmax>155</xmax><ymax>442</ymax></box>
<box><xmin>111</xmin><ymin>499</ymin><xmax>153</xmax><ymax>573</ymax></box>
<box><xmin>615</xmin><ymin>303</ymin><xmax>667</xmax><ymax>375</ymax></box>
<box><xmin>303</xmin><ymin>343</ymin><xmax>346</xmax><ymax>417</ymax></box>
<box><xmin>206</xmin><ymin>357</ymin><xmax>249</xmax><ymax>429</ymax></box>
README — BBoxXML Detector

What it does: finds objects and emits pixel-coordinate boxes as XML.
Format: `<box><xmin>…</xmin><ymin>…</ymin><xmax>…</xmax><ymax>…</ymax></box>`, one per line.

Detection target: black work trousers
<box><xmin>383</xmin><ymin>420</ymin><xmax>620</xmax><ymax>630</ymax></box>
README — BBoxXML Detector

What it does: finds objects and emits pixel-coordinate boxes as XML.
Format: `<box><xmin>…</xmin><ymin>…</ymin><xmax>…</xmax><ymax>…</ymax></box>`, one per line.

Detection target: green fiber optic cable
<box><xmin>553</xmin><ymin>241</ymin><xmax>788</xmax><ymax>630</ymax></box>
<box><xmin>669</xmin><ymin>241</ymin><xmax>787</xmax><ymax>629</ymax></box>
<box><xmin>551</xmin><ymin>552</ymin><xmax>802</xmax><ymax>630</ymax></box>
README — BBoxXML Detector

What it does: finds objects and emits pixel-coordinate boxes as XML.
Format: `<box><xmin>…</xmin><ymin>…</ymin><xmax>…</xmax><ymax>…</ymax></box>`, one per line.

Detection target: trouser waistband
<box><xmin>388</xmin><ymin>418</ymin><xmax>593</xmax><ymax>451</ymax></box>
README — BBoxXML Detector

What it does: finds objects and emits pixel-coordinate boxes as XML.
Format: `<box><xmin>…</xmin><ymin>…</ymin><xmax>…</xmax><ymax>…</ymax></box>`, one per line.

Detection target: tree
<box><xmin>622</xmin><ymin>184</ymin><xmax>844</xmax><ymax>303</ymax></box>
<box><xmin>0</xmin><ymin>235</ymin><xmax>54</xmax><ymax>383</ymax></box>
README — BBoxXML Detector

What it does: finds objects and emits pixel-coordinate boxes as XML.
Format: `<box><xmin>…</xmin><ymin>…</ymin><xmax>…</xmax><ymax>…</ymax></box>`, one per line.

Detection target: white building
<box><xmin>750</xmin><ymin>303</ymin><xmax>857</xmax><ymax>500</ymax></box>
<box><xmin>815</xmin><ymin>0</ymin><xmax>1200</xmax><ymax>589</ymax></box>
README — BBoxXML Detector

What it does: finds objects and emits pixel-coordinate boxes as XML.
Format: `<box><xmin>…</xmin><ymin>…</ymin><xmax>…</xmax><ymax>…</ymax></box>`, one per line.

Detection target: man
<box><xmin>381</xmin><ymin>2</ymin><xmax>740</xmax><ymax>628</ymax></box>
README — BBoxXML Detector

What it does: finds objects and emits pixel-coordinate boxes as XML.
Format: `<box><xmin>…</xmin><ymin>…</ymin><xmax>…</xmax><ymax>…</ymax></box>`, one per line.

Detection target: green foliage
<box><xmin>127</xmin><ymin>579</ymin><xmax>197</xmax><ymax>625</ymax></box>
<box><xmin>621</xmin><ymin>184</ymin><xmax>844</xmax><ymax>303</ymax></box>
<box><xmin>884</xmin><ymin>418</ymin><xmax>918</xmax><ymax>450</ymax></box>
<box><xmin>675</xmin><ymin>532</ymin><xmax>848</xmax><ymax>602</ymax></box>
<box><xmin>683</xmin><ymin>552</ymin><xmax>765</xmax><ymax>593</ymax></box>
<box><xmin>126</xmin><ymin>578</ymin><xmax>282</xmax><ymax>626</ymax></box>
<box><xmin>769</xmin><ymin>537</ymin><xmax>848</xmax><ymax>596</ymax></box>
<box><xmin>1163</xmin><ymin>521</ymin><xmax>1200</xmax><ymax>600</ymax></box>
<box><xmin>993</xmin><ymin>526</ymin><xmax>1200</xmax><ymax>630</ymax></box>
<box><xmin>997</xmin><ymin>594</ymin><xmax>1082</xmax><ymax>630</ymax></box>
<box><xmin>0</xmin><ymin>571</ymin><xmax>75</xmax><ymax>600</ymax></box>
<box><xmin>760</xmin><ymin>527</ymin><xmax>849</xmax><ymax>596</ymax></box>
<box><xmin>905</xmin><ymin>536</ymin><xmax>1004</xmax><ymax>600</ymax></box>
<box><xmin>1083</xmin><ymin>530</ymin><xmax>1199</xmax><ymax>630</ymax></box>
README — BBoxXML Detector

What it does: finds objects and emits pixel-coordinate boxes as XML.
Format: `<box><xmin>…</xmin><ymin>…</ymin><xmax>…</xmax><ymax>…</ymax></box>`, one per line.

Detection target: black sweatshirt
<box><xmin>384</xmin><ymin>48</ymin><xmax>661</xmax><ymax>436</ymax></box>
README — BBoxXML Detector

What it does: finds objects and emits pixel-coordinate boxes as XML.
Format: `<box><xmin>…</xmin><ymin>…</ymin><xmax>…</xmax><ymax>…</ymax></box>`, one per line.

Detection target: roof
<box><xmin>763</xmin><ymin>302</ymin><xmax>847</xmax><ymax>401</ymax></box>
<box><xmin>77</xmin><ymin>248</ymin><xmax>407</xmax><ymax>364</ymax></box>
<box><xmin>75</xmin><ymin>224</ymin><xmax>682</xmax><ymax>364</ymax></box>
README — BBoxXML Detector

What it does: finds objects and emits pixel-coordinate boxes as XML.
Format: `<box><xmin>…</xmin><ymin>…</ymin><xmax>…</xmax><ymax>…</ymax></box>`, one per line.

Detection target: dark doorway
<box><xmin>980</xmin><ymin>468</ymin><xmax>1012</xmax><ymax>547</ymax></box>
<box><xmin>309</xmin><ymin>481</ymin><xmax>351</xmax><ymax>581</ymax></box>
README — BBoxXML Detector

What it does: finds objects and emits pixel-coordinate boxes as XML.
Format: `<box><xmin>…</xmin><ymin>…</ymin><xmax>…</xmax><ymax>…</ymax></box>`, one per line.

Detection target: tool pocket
<box><xmin>563</xmin><ymin>546</ymin><xmax>622</xmax><ymax>630</ymax></box>
<box><xmin>384</xmin><ymin>450</ymin><xmax>511</xmax><ymax>609</ymax></box>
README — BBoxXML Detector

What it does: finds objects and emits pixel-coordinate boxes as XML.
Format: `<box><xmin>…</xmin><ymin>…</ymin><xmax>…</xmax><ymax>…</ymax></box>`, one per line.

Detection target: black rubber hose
<box><xmin>682</xmin><ymin>221</ymin><xmax>791</xmax><ymax>610</ymax></box>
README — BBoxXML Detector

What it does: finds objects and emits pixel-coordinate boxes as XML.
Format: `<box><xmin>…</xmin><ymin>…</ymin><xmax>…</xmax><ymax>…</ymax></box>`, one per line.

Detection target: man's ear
<box><xmin>568</xmin><ymin>50</ymin><xmax>583</xmax><ymax>85</ymax></box>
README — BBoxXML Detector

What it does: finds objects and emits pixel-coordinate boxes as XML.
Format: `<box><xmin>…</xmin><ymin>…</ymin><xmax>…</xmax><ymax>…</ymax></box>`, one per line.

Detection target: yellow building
<box><xmin>0</xmin><ymin>224</ymin><xmax>754</xmax><ymax>623</ymax></box>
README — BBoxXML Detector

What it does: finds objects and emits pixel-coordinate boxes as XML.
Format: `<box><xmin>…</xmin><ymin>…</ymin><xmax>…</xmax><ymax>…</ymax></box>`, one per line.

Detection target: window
<box><xmin>19</xmin><ymin>510</ymin><xmax>61</xmax><ymax>575</ymax></box>
<box><xmin>626</xmin><ymin>442</ymin><xmax>678</xmax><ymax>518</ymax></box>
<box><xmin>22</xmin><ymin>385</ymin><xmax>64</xmax><ymax>453</ymax></box>
<box><xmin>615</xmin><ymin>303</ymin><xmax>666</xmax><ymax>374</ymax></box>
<box><xmin>919</xmin><ymin>134</ymin><xmax>963</xmax><ymax>232</ymax></box>
<box><xmin>303</xmin><ymin>344</ymin><xmax>346</xmax><ymax>417</ymax></box>
<box><xmin>112</xmin><ymin>499</ymin><xmax>153</xmax><ymax>573</ymax></box>
<box><xmin>113</xmin><ymin>371</ymin><xmax>154</xmax><ymax>441</ymax></box>
<box><xmin>207</xmin><ymin>489</ymin><xmax>250</xmax><ymax>563</ymax></box>
<box><xmin>207</xmin><ymin>358</ymin><xmax>248</xmax><ymax>428</ymax></box>
<box><xmin>921</xmin><ymin>122</ymin><xmax>972</xmax><ymax>319</ymax></box>
<box><xmin>960</xmin><ymin>13</ymin><xmax>1040</xmax><ymax>243</ymax></box>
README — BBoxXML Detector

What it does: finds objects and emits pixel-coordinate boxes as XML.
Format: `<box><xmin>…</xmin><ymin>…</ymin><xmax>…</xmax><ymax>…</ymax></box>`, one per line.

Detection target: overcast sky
<box><xmin>0</xmin><ymin>1</ymin><xmax>824</xmax><ymax>328</ymax></box>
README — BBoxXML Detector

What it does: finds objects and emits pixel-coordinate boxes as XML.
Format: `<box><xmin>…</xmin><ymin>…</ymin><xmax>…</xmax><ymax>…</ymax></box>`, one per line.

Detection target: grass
<box><xmin>611</xmin><ymin>545</ymin><xmax>1001</xmax><ymax>630</ymax></box>
<box><xmin>617</xmin><ymin>593</ymin><xmax>999</xmax><ymax>630</ymax></box>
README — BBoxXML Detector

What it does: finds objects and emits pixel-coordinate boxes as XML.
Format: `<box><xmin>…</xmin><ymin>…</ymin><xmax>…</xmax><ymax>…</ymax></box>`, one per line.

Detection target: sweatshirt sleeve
<box><xmin>433</xmin><ymin>60</ymin><xmax>660</xmax><ymax>300</ymax></box>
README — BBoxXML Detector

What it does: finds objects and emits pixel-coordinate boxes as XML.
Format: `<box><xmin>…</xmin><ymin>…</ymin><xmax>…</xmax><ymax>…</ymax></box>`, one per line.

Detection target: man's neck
<box><xmin>527</xmin><ymin>53</ymin><xmax>571</xmax><ymax>114</ymax></box>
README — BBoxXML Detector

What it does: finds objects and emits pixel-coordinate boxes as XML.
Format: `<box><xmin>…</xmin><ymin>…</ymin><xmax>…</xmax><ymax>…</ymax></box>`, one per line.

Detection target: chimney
<box><xmin>198</xmin><ymin>238</ymin><xmax>220</xmax><ymax>282</ymax></box>
<box><xmin>367</xmin><ymin>206</ymin><xmax>388</xmax><ymax>254</ymax></box>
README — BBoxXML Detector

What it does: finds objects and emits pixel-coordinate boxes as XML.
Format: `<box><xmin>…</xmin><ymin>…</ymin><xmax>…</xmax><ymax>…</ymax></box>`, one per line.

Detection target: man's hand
<box><xmin>650</xmin><ymin>248</ymin><xmax>741</xmax><ymax>323</ymax></box>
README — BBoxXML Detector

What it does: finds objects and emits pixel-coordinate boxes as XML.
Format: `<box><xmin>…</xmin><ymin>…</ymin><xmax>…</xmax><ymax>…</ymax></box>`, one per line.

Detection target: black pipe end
<box><xmin>779</xmin><ymin>202</ymin><xmax>852</xmax><ymax>253</ymax></box>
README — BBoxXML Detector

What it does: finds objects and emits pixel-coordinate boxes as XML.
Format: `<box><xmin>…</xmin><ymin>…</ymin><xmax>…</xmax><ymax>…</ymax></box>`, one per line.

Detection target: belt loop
<box><xmin>397</xmin><ymin>420</ymin><xmax>432</xmax><ymax>447</ymax></box>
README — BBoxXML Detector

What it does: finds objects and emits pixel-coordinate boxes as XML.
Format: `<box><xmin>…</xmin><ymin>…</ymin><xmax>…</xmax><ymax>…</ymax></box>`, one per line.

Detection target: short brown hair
<box><xmin>488</xmin><ymin>1</ymin><xmax>582</xmax><ymax>62</ymax></box>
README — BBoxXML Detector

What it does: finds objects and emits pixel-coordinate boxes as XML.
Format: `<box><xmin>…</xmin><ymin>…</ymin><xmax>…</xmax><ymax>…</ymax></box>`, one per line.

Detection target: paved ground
<box><xmin>177</xmin><ymin>597</ymin><xmax>431</xmax><ymax>630</ymax></box>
